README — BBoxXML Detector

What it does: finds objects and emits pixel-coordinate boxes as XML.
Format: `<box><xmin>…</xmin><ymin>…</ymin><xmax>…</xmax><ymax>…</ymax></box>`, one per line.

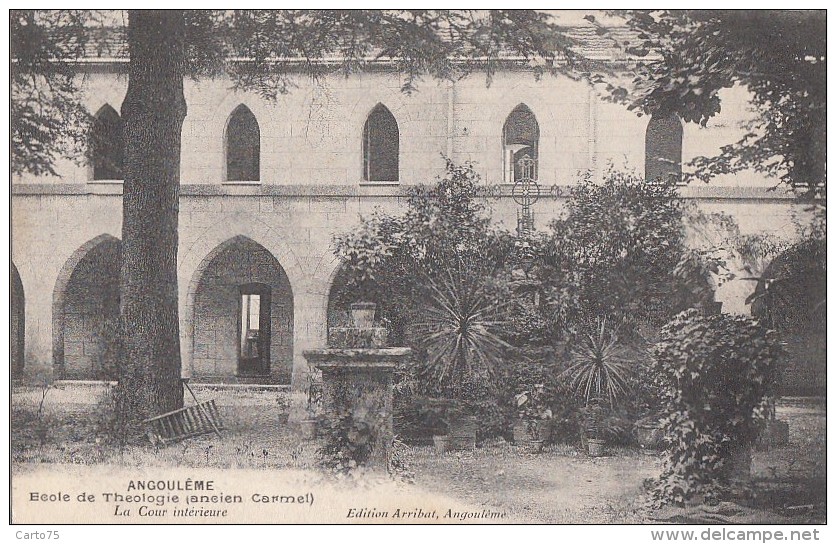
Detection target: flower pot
<box><xmin>726</xmin><ymin>445</ymin><xmax>753</xmax><ymax>482</ymax></box>
<box><xmin>449</xmin><ymin>415</ymin><xmax>478</xmax><ymax>450</ymax></box>
<box><xmin>433</xmin><ymin>435</ymin><xmax>450</xmax><ymax>454</ymax></box>
<box><xmin>756</xmin><ymin>419</ymin><xmax>790</xmax><ymax>451</ymax></box>
<box><xmin>513</xmin><ymin>419</ymin><xmax>552</xmax><ymax>445</ymax></box>
<box><xmin>636</xmin><ymin>421</ymin><xmax>665</xmax><ymax>450</ymax></box>
<box><xmin>529</xmin><ymin>440</ymin><xmax>545</xmax><ymax>453</ymax></box>
<box><xmin>350</xmin><ymin>302</ymin><xmax>377</xmax><ymax>329</ymax></box>
<box><xmin>298</xmin><ymin>418</ymin><xmax>317</xmax><ymax>440</ymax></box>
<box><xmin>587</xmin><ymin>438</ymin><xmax>606</xmax><ymax>457</ymax></box>
<box><xmin>512</xmin><ymin>420</ymin><xmax>529</xmax><ymax>444</ymax></box>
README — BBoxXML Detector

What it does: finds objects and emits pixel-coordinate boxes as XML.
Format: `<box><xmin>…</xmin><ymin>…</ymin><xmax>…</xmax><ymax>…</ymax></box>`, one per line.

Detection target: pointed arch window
<box><xmin>363</xmin><ymin>104</ymin><xmax>399</xmax><ymax>182</ymax></box>
<box><xmin>503</xmin><ymin>104</ymin><xmax>539</xmax><ymax>182</ymax></box>
<box><xmin>91</xmin><ymin>104</ymin><xmax>124</xmax><ymax>180</ymax></box>
<box><xmin>645</xmin><ymin>113</ymin><xmax>683</xmax><ymax>184</ymax></box>
<box><xmin>226</xmin><ymin>105</ymin><xmax>261</xmax><ymax>182</ymax></box>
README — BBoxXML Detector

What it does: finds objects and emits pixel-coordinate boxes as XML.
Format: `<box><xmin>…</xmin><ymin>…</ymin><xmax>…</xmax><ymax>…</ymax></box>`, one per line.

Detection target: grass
<box><xmin>10</xmin><ymin>384</ymin><xmax>826</xmax><ymax>524</ymax></box>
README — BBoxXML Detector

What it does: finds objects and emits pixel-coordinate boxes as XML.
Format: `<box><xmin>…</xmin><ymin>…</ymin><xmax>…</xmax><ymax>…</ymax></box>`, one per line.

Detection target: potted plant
<box><xmin>300</xmin><ymin>371</ymin><xmax>322</xmax><ymax>439</ymax></box>
<box><xmin>513</xmin><ymin>384</ymin><xmax>553</xmax><ymax>449</ymax></box>
<box><xmin>421</xmin><ymin>398</ymin><xmax>453</xmax><ymax>453</ymax></box>
<box><xmin>561</xmin><ymin>318</ymin><xmax>634</xmax><ymax>456</ymax></box>
<box><xmin>635</xmin><ymin>414</ymin><xmax>666</xmax><ymax>451</ymax></box>
<box><xmin>408</xmin><ymin>257</ymin><xmax>511</xmax><ymax>452</ymax></box>
<box><xmin>582</xmin><ymin>402</ymin><xmax>608</xmax><ymax>457</ymax></box>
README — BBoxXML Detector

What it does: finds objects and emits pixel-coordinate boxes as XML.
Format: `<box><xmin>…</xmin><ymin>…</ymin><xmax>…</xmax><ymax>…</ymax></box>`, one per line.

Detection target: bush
<box><xmin>506</xmin><ymin>346</ymin><xmax>583</xmax><ymax>445</ymax></box>
<box><xmin>318</xmin><ymin>406</ymin><xmax>385</xmax><ymax>474</ymax></box>
<box><xmin>650</xmin><ymin>309</ymin><xmax>783</xmax><ymax>506</ymax></box>
<box><xmin>545</xmin><ymin>169</ymin><xmax>714</xmax><ymax>333</ymax></box>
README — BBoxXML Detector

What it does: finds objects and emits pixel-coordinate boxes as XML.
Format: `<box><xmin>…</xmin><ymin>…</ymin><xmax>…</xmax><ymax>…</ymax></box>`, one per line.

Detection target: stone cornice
<box><xmin>11</xmin><ymin>182</ymin><xmax>805</xmax><ymax>202</ymax></box>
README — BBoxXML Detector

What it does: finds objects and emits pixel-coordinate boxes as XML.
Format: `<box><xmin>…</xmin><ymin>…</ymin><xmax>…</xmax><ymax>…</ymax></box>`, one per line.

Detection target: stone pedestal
<box><xmin>303</xmin><ymin>348</ymin><xmax>411</xmax><ymax>470</ymax></box>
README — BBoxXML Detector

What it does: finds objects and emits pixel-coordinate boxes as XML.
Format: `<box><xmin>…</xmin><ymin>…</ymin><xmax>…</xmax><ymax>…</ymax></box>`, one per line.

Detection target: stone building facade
<box><xmin>11</xmin><ymin>53</ymin><xmax>813</xmax><ymax>391</ymax></box>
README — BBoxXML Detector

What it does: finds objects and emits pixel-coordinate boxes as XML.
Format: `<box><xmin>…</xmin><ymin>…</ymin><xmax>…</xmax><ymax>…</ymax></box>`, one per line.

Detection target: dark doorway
<box><xmin>238</xmin><ymin>283</ymin><xmax>272</xmax><ymax>376</ymax></box>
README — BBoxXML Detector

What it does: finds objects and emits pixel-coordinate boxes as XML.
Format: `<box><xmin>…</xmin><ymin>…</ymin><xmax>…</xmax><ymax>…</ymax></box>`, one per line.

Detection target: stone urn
<box><xmin>350</xmin><ymin>302</ymin><xmax>377</xmax><ymax>329</ymax></box>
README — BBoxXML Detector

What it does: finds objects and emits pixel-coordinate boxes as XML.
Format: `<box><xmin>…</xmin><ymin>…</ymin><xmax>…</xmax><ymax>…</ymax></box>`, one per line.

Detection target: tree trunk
<box><xmin>118</xmin><ymin>11</ymin><xmax>186</xmax><ymax>436</ymax></box>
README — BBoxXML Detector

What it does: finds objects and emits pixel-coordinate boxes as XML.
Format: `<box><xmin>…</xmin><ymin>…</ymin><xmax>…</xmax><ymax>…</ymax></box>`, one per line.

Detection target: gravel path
<box><xmin>11</xmin><ymin>385</ymin><xmax>826</xmax><ymax>524</ymax></box>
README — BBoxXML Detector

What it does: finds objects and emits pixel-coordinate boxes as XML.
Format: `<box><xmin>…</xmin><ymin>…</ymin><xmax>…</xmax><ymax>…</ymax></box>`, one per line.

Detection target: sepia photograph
<box><xmin>8</xmin><ymin>7</ymin><xmax>827</xmax><ymax>531</ymax></box>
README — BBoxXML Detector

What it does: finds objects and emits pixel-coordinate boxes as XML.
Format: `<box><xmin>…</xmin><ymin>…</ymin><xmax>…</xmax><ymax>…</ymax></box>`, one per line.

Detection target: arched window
<box><xmin>226</xmin><ymin>105</ymin><xmax>260</xmax><ymax>182</ymax></box>
<box><xmin>363</xmin><ymin>104</ymin><xmax>399</xmax><ymax>182</ymax></box>
<box><xmin>645</xmin><ymin>113</ymin><xmax>683</xmax><ymax>183</ymax></box>
<box><xmin>503</xmin><ymin>104</ymin><xmax>539</xmax><ymax>182</ymax></box>
<box><xmin>91</xmin><ymin>104</ymin><xmax>124</xmax><ymax>180</ymax></box>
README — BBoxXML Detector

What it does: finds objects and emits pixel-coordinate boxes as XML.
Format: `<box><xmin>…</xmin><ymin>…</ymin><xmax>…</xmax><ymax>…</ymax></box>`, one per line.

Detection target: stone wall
<box><xmin>9</xmin><ymin>67</ymin><xmax>819</xmax><ymax>392</ymax></box>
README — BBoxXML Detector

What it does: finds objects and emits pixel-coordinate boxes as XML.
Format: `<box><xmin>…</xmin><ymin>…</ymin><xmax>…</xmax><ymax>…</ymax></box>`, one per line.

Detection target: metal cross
<box><xmin>512</xmin><ymin>154</ymin><xmax>540</xmax><ymax>239</ymax></box>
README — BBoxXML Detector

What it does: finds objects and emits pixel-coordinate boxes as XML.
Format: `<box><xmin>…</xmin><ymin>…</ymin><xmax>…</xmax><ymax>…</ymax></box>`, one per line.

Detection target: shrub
<box><xmin>650</xmin><ymin>309</ymin><xmax>783</xmax><ymax>506</ymax></box>
<box><xmin>318</xmin><ymin>406</ymin><xmax>385</xmax><ymax>474</ymax></box>
<box><xmin>506</xmin><ymin>346</ymin><xmax>583</xmax><ymax>444</ymax></box>
<box><xmin>335</xmin><ymin>160</ymin><xmax>532</xmax><ymax>446</ymax></box>
<box><xmin>545</xmin><ymin>169</ymin><xmax>715</xmax><ymax>333</ymax></box>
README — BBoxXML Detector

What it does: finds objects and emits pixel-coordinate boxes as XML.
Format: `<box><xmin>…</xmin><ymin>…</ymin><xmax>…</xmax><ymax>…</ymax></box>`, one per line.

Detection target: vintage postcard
<box><xmin>8</xmin><ymin>8</ymin><xmax>826</xmax><ymax>532</ymax></box>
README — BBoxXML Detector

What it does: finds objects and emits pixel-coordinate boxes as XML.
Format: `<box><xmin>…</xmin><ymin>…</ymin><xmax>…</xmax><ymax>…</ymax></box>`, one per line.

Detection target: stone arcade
<box><xmin>10</xmin><ymin>25</ymin><xmax>821</xmax><ymax>403</ymax></box>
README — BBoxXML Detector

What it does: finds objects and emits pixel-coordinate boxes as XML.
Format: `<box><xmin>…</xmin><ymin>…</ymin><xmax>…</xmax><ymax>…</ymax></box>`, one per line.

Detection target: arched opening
<box><xmin>363</xmin><ymin>104</ymin><xmax>399</xmax><ymax>182</ymax></box>
<box><xmin>645</xmin><ymin>113</ymin><xmax>683</xmax><ymax>184</ymax></box>
<box><xmin>503</xmin><ymin>104</ymin><xmax>539</xmax><ymax>182</ymax></box>
<box><xmin>191</xmin><ymin>236</ymin><xmax>293</xmax><ymax>384</ymax></box>
<box><xmin>750</xmin><ymin>238</ymin><xmax>826</xmax><ymax>395</ymax></box>
<box><xmin>11</xmin><ymin>263</ymin><xmax>25</xmax><ymax>376</ymax></box>
<box><xmin>225</xmin><ymin>104</ymin><xmax>260</xmax><ymax>182</ymax></box>
<box><xmin>90</xmin><ymin>104</ymin><xmax>124</xmax><ymax>180</ymax></box>
<box><xmin>53</xmin><ymin>235</ymin><xmax>122</xmax><ymax>380</ymax></box>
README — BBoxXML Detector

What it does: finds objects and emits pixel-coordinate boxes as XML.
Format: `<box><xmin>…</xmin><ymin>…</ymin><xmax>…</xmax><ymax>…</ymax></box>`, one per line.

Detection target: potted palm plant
<box><xmin>411</xmin><ymin>258</ymin><xmax>512</xmax><ymax>451</ymax></box>
<box><xmin>581</xmin><ymin>401</ymin><xmax>608</xmax><ymax>456</ymax></box>
<box><xmin>561</xmin><ymin>317</ymin><xmax>633</xmax><ymax>456</ymax></box>
<box><xmin>513</xmin><ymin>385</ymin><xmax>553</xmax><ymax>449</ymax></box>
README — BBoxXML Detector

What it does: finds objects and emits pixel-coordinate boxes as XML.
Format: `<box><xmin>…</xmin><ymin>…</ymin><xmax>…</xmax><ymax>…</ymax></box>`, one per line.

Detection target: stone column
<box><xmin>303</xmin><ymin>348</ymin><xmax>410</xmax><ymax>471</ymax></box>
<box><xmin>18</xmin><ymin>262</ymin><xmax>56</xmax><ymax>382</ymax></box>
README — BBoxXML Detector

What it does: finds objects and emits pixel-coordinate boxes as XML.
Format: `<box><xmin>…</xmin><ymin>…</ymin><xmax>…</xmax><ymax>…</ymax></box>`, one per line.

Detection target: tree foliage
<box><xmin>10</xmin><ymin>10</ymin><xmax>100</xmax><ymax>176</ymax></box>
<box><xmin>589</xmin><ymin>10</ymin><xmax>826</xmax><ymax>201</ymax></box>
<box><xmin>10</xmin><ymin>9</ymin><xmax>576</xmax><ymax>177</ymax></box>
<box><xmin>334</xmin><ymin>160</ymin><xmax>517</xmax><ymax>395</ymax></box>
<box><xmin>542</xmin><ymin>170</ymin><xmax>713</xmax><ymax>334</ymax></box>
<box><xmin>747</xmin><ymin>236</ymin><xmax>826</xmax><ymax>333</ymax></box>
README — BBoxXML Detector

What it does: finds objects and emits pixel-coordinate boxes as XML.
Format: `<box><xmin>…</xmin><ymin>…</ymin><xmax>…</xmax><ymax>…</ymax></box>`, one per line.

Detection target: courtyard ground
<box><xmin>10</xmin><ymin>383</ymin><xmax>826</xmax><ymax>524</ymax></box>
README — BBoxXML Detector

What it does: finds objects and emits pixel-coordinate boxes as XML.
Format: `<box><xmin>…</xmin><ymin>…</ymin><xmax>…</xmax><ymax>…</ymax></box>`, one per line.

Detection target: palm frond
<box><xmin>560</xmin><ymin>317</ymin><xmax>634</xmax><ymax>407</ymax></box>
<box><xmin>411</xmin><ymin>260</ymin><xmax>512</xmax><ymax>391</ymax></box>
